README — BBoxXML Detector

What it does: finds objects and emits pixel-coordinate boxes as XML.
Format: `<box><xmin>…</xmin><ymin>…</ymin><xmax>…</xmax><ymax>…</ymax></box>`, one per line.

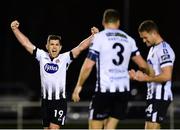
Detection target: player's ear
<box><xmin>117</xmin><ymin>20</ymin><xmax>120</xmax><ymax>27</ymax></box>
<box><xmin>102</xmin><ymin>21</ymin><xmax>105</xmax><ymax>27</ymax></box>
<box><xmin>45</xmin><ymin>43</ymin><xmax>48</xmax><ymax>50</ymax></box>
<box><xmin>60</xmin><ymin>45</ymin><xmax>62</xmax><ymax>50</ymax></box>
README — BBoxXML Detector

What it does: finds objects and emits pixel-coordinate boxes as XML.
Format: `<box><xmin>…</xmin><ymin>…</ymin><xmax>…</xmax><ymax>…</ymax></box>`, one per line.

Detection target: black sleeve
<box><xmin>70</xmin><ymin>51</ymin><xmax>75</xmax><ymax>60</ymax></box>
<box><xmin>131</xmin><ymin>49</ymin><xmax>139</xmax><ymax>57</ymax></box>
<box><xmin>32</xmin><ymin>47</ymin><xmax>37</xmax><ymax>58</ymax></box>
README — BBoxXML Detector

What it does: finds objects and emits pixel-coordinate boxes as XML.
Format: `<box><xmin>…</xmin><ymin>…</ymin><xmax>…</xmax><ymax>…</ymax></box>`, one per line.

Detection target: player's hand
<box><xmin>135</xmin><ymin>70</ymin><xmax>149</xmax><ymax>82</ymax></box>
<box><xmin>72</xmin><ymin>86</ymin><xmax>82</xmax><ymax>102</ymax></box>
<box><xmin>11</xmin><ymin>20</ymin><xmax>20</xmax><ymax>30</ymax></box>
<box><xmin>129</xmin><ymin>69</ymin><xmax>136</xmax><ymax>80</ymax></box>
<box><xmin>91</xmin><ymin>26</ymin><xmax>99</xmax><ymax>35</ymax></box>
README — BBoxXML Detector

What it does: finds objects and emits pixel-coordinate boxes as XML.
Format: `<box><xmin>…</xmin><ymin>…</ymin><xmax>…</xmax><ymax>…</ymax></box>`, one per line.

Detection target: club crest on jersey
<box><xmin>44</xmin><ymin>63</ymin><xmax>59</xmax><ymax>73</ymax></box>
<box><xmin>90</xmin><ymin>42</ymin><xmax>93</xmax><ymax>47</ymax></box>
<box><xmin>55</xmin><ymin>59</ymin><xmax>60</xmax><ymax>63</ymax></box>
<box><xmin>161</xmin><ymin>54</ymin><xmax>170</xmax><ymax>61</ymax></box>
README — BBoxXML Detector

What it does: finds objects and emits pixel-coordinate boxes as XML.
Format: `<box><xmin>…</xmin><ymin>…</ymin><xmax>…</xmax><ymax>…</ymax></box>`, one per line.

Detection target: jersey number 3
<box><xmin>112</xmin><ymin>43</ymin><xmax>124</xmax><ymax>65</ymax></box>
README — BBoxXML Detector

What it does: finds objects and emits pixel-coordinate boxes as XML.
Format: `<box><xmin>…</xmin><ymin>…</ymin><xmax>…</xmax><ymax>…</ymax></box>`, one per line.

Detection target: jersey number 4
<box><xmin>112</xmin><ymin>43</ymin><xmax>124</xmax><ymax>65</ymax></box>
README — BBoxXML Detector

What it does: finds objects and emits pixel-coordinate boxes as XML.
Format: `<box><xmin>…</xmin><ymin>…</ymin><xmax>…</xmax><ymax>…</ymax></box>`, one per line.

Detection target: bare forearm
<box><xmin>71</xmin><ymin>35</ymin><xmax>94</xmax><ymax>58</ymax></box>
<box><xmin>146</xmin><ymin>74</ymin><xmax>171</xmax><ymax>83</ymax></box>
<box><xmin>140</xmin><ymin>64</ymin><xmax>155</xmax><ymax>77</ymax></box>
<box><xmin>12</xmin><ymin>29</ymin><xmax>35</xmax><ymax>54</ymax></box>
<box><xmin>78</xmin><ymin>35</ymin><xmax>94</xmax><ymax>51</ymax></box>
<box><xmin>132</xmin><ymin>55</ymin><xmax>155</xmax><ymax>76</ymax></box>
<box><xmin>147</xmin><ymin>66</ymin><xmax>172</xmax><ymax>83</ymax></box>
<box><xmin>77</xmin><ymin>65</ymin><xmax>92</xmax><ymax>87</ymax></box>
<box><xmin>78</xmin><ymin>26</ymin><xmax>99</xmax><ymax>52</ymax></box>
<box><xmin>11</xmin><ymin>20</ymin><xmax>35</xmax><ymax>54</ymax></box>
<box><xmin>72</xmin><ymin>63</ymin><xmax>93</xmax><ymax>102</ymax></box>
<box><xmin>13</xmin><ymin>29</ymin><xmax>29</xmax><ymax>46</ymax></box>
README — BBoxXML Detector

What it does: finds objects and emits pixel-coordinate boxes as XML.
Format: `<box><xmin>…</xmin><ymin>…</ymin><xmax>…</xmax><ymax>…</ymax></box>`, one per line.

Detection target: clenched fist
<box><xmin>11</xmin><ymin>20</ymin><xmax>20</xmax><ymax>30</ymax></box>
<box><xmin>91</xmin><ymin>26</ymin><xmax>99</xmax><ymax>35</ymax></box>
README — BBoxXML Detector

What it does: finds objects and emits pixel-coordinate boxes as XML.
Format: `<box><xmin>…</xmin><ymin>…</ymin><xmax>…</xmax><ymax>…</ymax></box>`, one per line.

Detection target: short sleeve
<box><xmin>129</xmin><ymin>37</ymin><xmax>140</xmax><ymax>57</ymax></box>
<box><xmin>89</xmin><ymin>34</ymin><xmax>101</xmax><ymax>52</ymax></box>
<box><xmin>35</xmin><ymin>48</ymin><xmax>46</xmax><ymax>61</ymax></box>
<box><xmin>157</xmin><ymin>47</ymin><xmax>175</xmax><ymax>68</ymax></box>
<box><xmin>62</xmin><ymin>51</ymin><xmax>73</xmax><ymax>70</ymax></box>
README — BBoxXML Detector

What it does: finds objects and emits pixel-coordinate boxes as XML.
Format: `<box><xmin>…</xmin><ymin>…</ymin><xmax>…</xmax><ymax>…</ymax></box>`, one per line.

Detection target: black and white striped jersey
<box><xmin>87</xmin><ymin>29</ymin><xmax>140</xmax><ymax>93</ymax></box>
<box><xmin>35</xmin><ymin>48</ymin><xmax>72</xmax><ymax>100</ymax></box>
<box><xmin>146</xmin><ymin>41</ymin><xmax>175</xmax><ymax>101</ymax></box>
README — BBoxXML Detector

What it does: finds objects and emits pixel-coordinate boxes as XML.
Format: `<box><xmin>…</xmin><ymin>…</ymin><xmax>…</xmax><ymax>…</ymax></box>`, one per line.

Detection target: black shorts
<box><xmin>89</xmin><ymin>92</ymin><xmax>129</xmax><ymax>120</ymax></box>
<box><xmin>41</xmin><ymin>99</ymin><xmax>67</xmax><ymax>127</ymax></box>
<box><xmin>145</xmin><ymin>99</ymin><xmax>171</xmax><ymax>123</ymax></box>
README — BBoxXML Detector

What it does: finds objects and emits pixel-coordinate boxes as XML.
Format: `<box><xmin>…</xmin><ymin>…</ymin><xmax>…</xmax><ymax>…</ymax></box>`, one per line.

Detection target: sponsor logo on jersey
<box><xmin>106</xmin><ymin>32</ymin><xmax>127</xmax><ymax>39</ymax></box>
<box><xmin>44</xmin><ymin>63</ymin><xmax>59</xmax><ymax>73</ymax></box>
<box><xmin>161</xmin><ymin>54</ymin><xmax>170</xmax><ymax>61</ymax></box>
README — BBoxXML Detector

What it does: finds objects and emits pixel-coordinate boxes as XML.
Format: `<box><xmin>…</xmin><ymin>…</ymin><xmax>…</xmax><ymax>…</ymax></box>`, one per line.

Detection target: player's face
<box><xmin>46</xmin><ymin>40</ymin><xmax>62</xmax><ymax>58</ymax></box>
<box><xmin>139</xmin><ymin>31</ymin><xmax>155</xmax><ymax>47</ymax></box>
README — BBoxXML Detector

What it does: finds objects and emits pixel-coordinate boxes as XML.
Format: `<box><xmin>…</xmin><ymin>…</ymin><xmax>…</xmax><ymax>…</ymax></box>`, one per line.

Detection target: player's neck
<box><xmin>155</xmin><ymin>36</ymin><xmax>164</xmax><ymax>45</ymax></box>
<box><xmin>104</xmin><ymin>23</ymin><xmax>119</xmax><ymax>29</ymax></box>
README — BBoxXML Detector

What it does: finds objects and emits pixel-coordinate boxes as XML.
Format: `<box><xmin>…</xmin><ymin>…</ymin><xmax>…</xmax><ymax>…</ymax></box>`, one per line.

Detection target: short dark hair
<box><xmin>103</xmin><ymin>9</ymin><xmax>120</xmax><ymax>23</ymax></box>
<box><xmin>138</xmin><ymin>20</ymin><xmax>159</xmax><ymax>33</ymax></box>
<box><xmin>47</xmin><ymin>35</ymin><xmax>62</xmax><ymax>45</ymax></box>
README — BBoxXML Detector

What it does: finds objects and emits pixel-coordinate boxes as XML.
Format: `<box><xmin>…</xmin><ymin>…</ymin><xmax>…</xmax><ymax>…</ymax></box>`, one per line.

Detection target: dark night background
<box><xmin>0</xmin><ymin>0</ymin><xmax>179</xmax><ymax>101</ymax></box>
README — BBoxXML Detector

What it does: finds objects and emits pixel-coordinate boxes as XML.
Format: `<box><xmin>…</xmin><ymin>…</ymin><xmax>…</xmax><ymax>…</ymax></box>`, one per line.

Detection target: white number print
<box><xmin>145</xmin><ymin>104</ymin><xmax>153</xmax><ymax>114</ymax></box>
<box><xmin>147</xmin><ymin>86</ymin><xmax>153</xmax><ymax>100</ymax></box>
<box><xmin>54</xmin><ymin>109</ymin><xmax>64</xmax><ymax>118</ymax></box>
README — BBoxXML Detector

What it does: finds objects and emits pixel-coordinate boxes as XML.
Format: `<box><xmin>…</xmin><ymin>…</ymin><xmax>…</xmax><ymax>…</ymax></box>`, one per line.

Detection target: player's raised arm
<box><xmin>11</xmin><ymin>20</ymin><xmax>36</xmax><ymax>54</ymax></box>
<box><xmin>71</xmin><ymin>26</ymin><xmax>99</xmax><ymax>59</ymax></box>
